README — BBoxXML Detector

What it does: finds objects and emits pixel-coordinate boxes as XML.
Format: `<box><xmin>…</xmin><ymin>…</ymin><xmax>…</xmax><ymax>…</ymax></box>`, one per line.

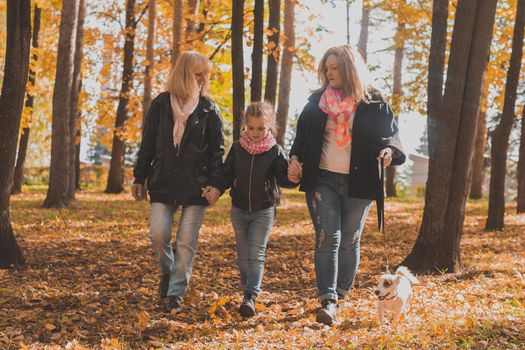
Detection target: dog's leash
<box><xmin>377</xmin><ymin>157</ymin><xmax>390</xmax><ymax>274</ymax></box>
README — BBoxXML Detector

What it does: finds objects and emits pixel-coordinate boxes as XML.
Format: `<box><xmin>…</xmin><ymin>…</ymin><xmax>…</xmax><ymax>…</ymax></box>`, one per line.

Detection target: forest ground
<box><xmin>1</xmin><ymin>186</ymin><xmax>524</xmax><ymax>349</ymax></box>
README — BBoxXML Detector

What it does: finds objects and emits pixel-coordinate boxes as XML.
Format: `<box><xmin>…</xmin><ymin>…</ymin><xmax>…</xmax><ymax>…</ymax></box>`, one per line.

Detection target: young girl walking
<box><xmin>221</xmin><ymin>102</ymin><xmax>299</xmax><ymax>317</ymax></box>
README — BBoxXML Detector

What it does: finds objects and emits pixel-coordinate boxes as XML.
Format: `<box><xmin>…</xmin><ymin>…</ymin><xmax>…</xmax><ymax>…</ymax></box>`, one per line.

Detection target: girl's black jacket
<box><xmin>290</xmin><ymin>88</ymin><xmax>406</xmax><ymax>200</ymax></box>
<box><xmin>133</xmin><ymin>92</ymin><xmax>225</xmax><ymax>206</ymax></box>
<box><xmin>223</xmin><ymin>142</ymin><xmax>298</xmax><ymax>211</ymax></box>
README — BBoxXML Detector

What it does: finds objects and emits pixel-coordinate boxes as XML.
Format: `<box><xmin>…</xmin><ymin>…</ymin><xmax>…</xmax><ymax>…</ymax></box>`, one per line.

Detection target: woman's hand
<box><xmin>377</xmin><ymin>147</ymin><xmax>393</xmax><ymax>167</ymax></box>
<box><xmin>132</xmin><ymin>183</ymin><xmax>144</xmax><ymax>200</ymax></box>
<box><xmin>288</xmin><ymin>156</ymin><xmax>303</xmax><ymax>183</ymax></box>
<box><xmin>202</xmin><ymin>186</ymin><xmax>220</xmax><ymax>205</ymax></box>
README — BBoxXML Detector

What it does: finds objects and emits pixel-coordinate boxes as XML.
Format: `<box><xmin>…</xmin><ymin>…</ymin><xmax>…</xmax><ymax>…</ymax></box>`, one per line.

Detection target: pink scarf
<box><xmin>170</xmin><ymin>93</ymin><xmax>200</xmax><ymax>148</ymax></box>
<box><xmin>319</xmin><ymin>86</ymin><xmax>357</xmax><ymax>148</ymax></box>
<box><xmin>239</xmin><ymin>130</ymin><xmax>276</xmax><ymax>155</ymax></box>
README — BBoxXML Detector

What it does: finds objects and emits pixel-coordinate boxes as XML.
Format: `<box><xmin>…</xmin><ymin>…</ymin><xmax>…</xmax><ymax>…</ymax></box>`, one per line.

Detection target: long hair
<box><xmin>315</xmin><ymin>45</ymin><xmax>372</xmax><ymax>102</ymax></box>
<box><xmin>243</xmin><ymin>101</ymin><xmax>278</xmax><ymax>136</ymax></box>
<box><xmin>166</xmin><ymin>51</ymin><xmax>212</xmax><ymax>98</ymax></box>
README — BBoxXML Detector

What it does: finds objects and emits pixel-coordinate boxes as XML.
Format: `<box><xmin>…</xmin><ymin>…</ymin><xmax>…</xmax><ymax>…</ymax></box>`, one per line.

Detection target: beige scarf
<box><xmin>170</xmin><ymin>93</ymin><xmax>200</xmax><ymax>148</ymax></box>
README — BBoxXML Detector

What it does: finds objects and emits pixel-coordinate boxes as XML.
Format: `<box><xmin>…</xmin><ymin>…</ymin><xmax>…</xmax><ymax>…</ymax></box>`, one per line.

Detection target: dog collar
<box><xmin>379</xmin><ymin>292</ymin><xmax>398</xmax><ymax>301</ymax></box>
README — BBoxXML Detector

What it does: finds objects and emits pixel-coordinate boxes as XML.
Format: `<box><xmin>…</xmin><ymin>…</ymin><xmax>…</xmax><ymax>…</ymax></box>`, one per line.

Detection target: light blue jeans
<box><xmin>306</xmin><ymin>170</ymin><xmax>372</xmax><ymax>302</ymax></box>
<box><xmin>231</xmin><ymin>206</ymin><xmax>275</xmax><ymax>296</ymax></box>
<box><xmin>149</xmin><ymin>202</ymin><xmax>206</xmax><ymax>299</ymax></box>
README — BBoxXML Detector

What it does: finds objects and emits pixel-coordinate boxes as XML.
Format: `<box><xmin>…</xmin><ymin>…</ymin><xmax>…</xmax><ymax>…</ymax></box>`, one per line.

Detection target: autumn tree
<box><xmin>470</xmin><ymin>82</ymin><xmax>489</xmax><ymax>199</ymax></box>
<box><xmin>172</xmin><ymin>0</ymin><xmax>183</xmax><ymax>65</ymax></box>
<box><xmin>68</xmin><ymin>0</ymin><xmax>87</xmax><ymax>201</ymax></box>
<box><xmin>517</xmin><ymin>104</ymin><xmax>525</xmax><ymax>213</ymax></box>
<box><xmin>12</xmin><ymin>5</ymin><xmax>41</xmax><ymax>195</ymax></box>
<box><xmin>250</xmin><ymin>0</ymin><xmax>264</xmax><ymax>102</ymax></box>
<box><xmin>486</xmin><ymin>0</ymin><xmax>524</xmax><ymax>230</ymax></box>
<box><xmin>0</xmin><ymin>0</ymin><xmax>31</xmax><ymax>267</ymax></box>
<box><xmin>264</xmin><ymin>0</ymin><xmax>280</xmax><ymax>105</ymax></box>
<box><xmin>402</xmin><ymin>0</ymin><xmax>498</xmax><ymax>273</ymax></box>
<box><xmin>276</xmin><ymin>0</ymin><xmax>295</xmax><ymax>146</ymax></box>
<box><xmin>44</xmin><ymin>0</ymin><xmax>80</xmax><ymax>207</ymax></box>
<box><xmin>357</xmin><ymin>0</ymin><xmax>370</xmax><ymax>61</ymax></box>
<box><xmin>231</xmin><ymin>0</ymin><xmax>245</xmax><ymax>141</ymax></box>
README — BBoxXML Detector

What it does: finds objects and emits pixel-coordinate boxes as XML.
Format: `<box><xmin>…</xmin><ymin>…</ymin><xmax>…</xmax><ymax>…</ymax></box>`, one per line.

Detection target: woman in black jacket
<box><xmin>288</xmin><ymin>45</ymin><xmax>406</xmax><ymax>325</ymax></box>
<box><xmin>132</xmin><ymin>51</ymin><xmax>224</xmax><ymax>313</ymax></box>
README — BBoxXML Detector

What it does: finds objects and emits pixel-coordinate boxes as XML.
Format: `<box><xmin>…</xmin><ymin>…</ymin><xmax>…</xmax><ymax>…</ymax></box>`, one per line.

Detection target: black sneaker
<box><xmin>239</xmin><ymin>293</ymin><xmax>256</xmax><ymax>318</ymax></box>
<box><xmin>316</xmin><ymin>299</ymin><xmax>336</xmax><ymax>325</ymax></box>
<box><xmin>159</xmin><ymin>274</ymin><xmax>170</xmax><ymax>298</ymax></box>
<box><xmin>167</xmin><ymin>295</ymin><xmax>182</xmax><ymax>313</ymax></box>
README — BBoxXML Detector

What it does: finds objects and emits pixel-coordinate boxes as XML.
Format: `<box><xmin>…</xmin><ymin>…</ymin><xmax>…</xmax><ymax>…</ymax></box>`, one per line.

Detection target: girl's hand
<box><xmin>132</xmin><ymin>183</ymin><xmax>144</xmax><ymax>200</ymax></box>
<box><xmin>288</xmin><ymin>157</ymin><xmax>303</xmax><ymax>183</ymax></box>
<box><xmin>202</xmin><ymin>186</ymin><xmax>220</xmax><ymax>204</ymax></box>
<box><xmin>377</xmin><ymin>147</ymin><xmax>393</xmax><ymax>167</ymax></box>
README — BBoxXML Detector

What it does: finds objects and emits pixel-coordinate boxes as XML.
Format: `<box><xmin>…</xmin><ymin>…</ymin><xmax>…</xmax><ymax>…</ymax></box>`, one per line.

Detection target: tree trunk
<box><xmin>276</xmin><ymin>0</ymin><xmax>294</xmax><ymax>147</ymax></box>
<box><xmin>12</xmin><ymin>5</ymin><xmax>41</xmax><ymax>195</ymax></box>
<box><xmin>250</xmin><ymin>0</ymin><xmax>264</xmax><ymax>102</ymax></box>
<box><xmin>517</xmin><ymin>104</ymin><xmax>525</xmax><ymax>213</ymax></box>
<box><xmin>264</xmin><ymin>0</ymin><xmax>280</xmax><ymax>105</ymax></box>
<box><xmin>172</xmin><ymin>0</ymin><xmax>183</xmax><ymax>66</ymax></box>
<box><xmin>386</xmin><ymin>0</ymin><xmax>405</xmax><ymax>197</ymax></box>
<box><xmin>44</xmin><ymin>0</ymin><xmax>80</xmax><ymax>208</ymax></box>
<box><xmin>469</xmin><ymin>82</ymin><xmax>489</xmax><ymax>199</ymax></box>
<box><xmin>185</xmin><ymin>0</ymin><xmax>200</xmax><ymax>38</ymax></box>
<box><xmin>0</xmin><ymin>0</ymin><xmax>31</xmax><ymax>268</ymax></box>
<box><xmin>142</xmin><ymin>0</ymin><xmax>156</xmax><ymax>200</ymax></box>
<box><xmin>426</xmin><ymin>0</ymin><xmax>449</xmax><ymax>160</ymax></box>
<box><xmin>402</xmin><ymin>0</ymin><xmax>497</xmax><ymax>274</ymax></box>
<box><xmin>231</xmin><ymin>0</ymin><xmax>245</xmax><ymax>141</ymax></box>
<box><xmin>67</xmin><ymin>0</ymin><xmax>86</xmax><ymax>201</ymax></box>
<box><xmin>106</xmin><ymin>0</ymin><xmax>137</xmax><ymax>194</ymax></box>
<box><xmin>357</xmin><ymin>0</ymin><xmax>370</xmax><ymax>61</ymax></box>
<box><xmin>486</xmin><ymin>0</ymin><xmax>525</xmax><ymax>230</ymax></box>
<box><xmin>75</xmin><ymin>122</ymin><xmax>81</xmax><ymax>190</ymax></box>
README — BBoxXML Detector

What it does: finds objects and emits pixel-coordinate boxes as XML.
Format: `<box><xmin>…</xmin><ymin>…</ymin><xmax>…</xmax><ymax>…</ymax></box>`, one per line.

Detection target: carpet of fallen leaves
<box><xmin>1</xmin><ymin>186</ymin><xmax>524</xmax><ymax>349</ymax></box>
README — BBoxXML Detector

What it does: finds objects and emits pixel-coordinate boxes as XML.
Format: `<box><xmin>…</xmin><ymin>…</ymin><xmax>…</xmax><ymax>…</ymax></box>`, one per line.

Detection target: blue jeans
<box><xmin>231</xmin><ymin>206</ymin><xmax>275</xmax><ymax>296</ymax></box>
<box><xmin>149</xmin><ymin>202</ymin><xmax>206</xmax><ymax>298</ymax></box>
<box><xmin>306</xmin><ymin>170</ymin><xmax>372</xmax><ymax>302</ymax></box>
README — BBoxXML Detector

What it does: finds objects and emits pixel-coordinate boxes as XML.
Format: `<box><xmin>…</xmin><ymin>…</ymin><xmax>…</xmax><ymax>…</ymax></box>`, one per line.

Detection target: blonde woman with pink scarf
<box><xmin>132</xmin><ymin>51</ymin><xmax>225</xmax><ymax>313</ymax></box>
<box><xmin>288</xmin><ymin>45</ymin><xmax>406</xmax><ymax>325</ymax></box>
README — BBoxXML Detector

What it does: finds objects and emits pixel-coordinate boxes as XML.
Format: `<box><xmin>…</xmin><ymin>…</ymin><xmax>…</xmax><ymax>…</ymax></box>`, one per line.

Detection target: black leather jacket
<box><xmin>290</xmin><ymin>88</ymin><xmax>406</xmax><ymax>200</ymax></box>
<box><xmin>224</xmin><ymin>142</ymin><xmax>298</xmax><ymax>211</ymax></box>
<box><xmin>133</xmin><ymin>92</ymin><xmax>225</xmax><ymax>206</ymax></box>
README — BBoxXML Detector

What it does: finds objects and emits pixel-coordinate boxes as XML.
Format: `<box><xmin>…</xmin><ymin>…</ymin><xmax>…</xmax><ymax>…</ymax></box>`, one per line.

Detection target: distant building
<box><xmin>409</xmin><ymin>153</ymin><xmax>428</xmax><ymax>195</ymax></box>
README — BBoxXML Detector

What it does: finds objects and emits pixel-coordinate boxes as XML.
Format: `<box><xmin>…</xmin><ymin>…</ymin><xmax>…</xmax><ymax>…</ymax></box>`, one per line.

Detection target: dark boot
<box><xmin>167</xmin><ymin>295</ymin><xmax>182</xmax><ymax>313</ymax></box>
<box><xmin>239</xmin><ymin>292</ymin><xmax>256</xmax><ymax>318</ymax></box>
<box><xmin>159</xmin><ymin>274</ymin><xmax>170</xmax><ymax>298</ymax></box>
<box><xmin>316</xmin><ymin>299</ymin><xmax>336</xmax><ymax>325</ymax></box>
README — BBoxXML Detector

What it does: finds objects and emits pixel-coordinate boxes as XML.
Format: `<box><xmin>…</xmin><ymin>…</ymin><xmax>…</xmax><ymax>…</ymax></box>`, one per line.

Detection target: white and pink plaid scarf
<box><xmin>319</xmin><ymin>86</ymin><xmax>357</xmax><ymax>148</ymax></box>
<box><xmin>170</xmin><ymin>93</ymin><xmax>200</xmax><ymax>148</ymax></box>
<box><xmin>239</xmin><ymin>130</ymin><xmax>276</xmax><ymax>155</ymax></box>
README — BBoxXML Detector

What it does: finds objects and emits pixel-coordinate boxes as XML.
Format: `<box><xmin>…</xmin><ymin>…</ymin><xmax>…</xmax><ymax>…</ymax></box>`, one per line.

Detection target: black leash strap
<box><xmin>377</xmin><ymin>157</ymin><xmax>390</xmax><ymax>274</ymax></box>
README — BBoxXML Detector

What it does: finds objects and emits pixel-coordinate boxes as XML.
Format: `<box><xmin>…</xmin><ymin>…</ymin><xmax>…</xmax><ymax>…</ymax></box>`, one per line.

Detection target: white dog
<box><xmin>375</xmin><ymin>266</ymin><xmax>419</xmax><ymax>326</ymax></box>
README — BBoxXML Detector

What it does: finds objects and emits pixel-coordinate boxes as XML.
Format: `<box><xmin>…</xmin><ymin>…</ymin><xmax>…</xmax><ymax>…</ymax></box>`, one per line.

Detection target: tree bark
<box><xmin>469</xmin><ymin>82</ymin><xmax>489</xmax><ymax>199</ymax></box>
<box><xmin>264</xmin><ymin>0</ymin><xmax>280</xmax><ymax>105</ymax></box>
<box><xmin>75</xmin><ymin>121</ymin><xmax>81</xmax><ymax>190</ymax></box>
<box><xmin>231</xmin><ymin>0</ymin><xmax>245</xmax><ymax>141</ymax></box>
<box><xmin>276</xmin><ymin>0</ymin><xmax>295</xmax><ymax>147</ymax></box>
<box><xmin>250</xmin><ymin>0</ymin><xmax>264</xmax><ymax>102</ymax></box>
<box><xmin>106</xmin><ymin>0</ymin><xmax>137</xmax><ymax>194</ymax></box>
<box><xmin>386</xmin><ymin>0</ymin><xmax>405</xmax><ymax>197</ymax></box>
<box><xmin>426</xmin><ymin>0</ymin><xmax>449</xmax><ymax>160</ymax></box>
<box><xmin>172</xmin><ymin>0</ymin><xmax>183</xmax><ymax>66</ymax></box>
<box><xmin>185</xmin><ymin>0</ymin><xmax>200</xmax><ymax>38</ymax></box>
<box><xmin>402</xmin><ymin>0</ymin><xmax>497</xmax><ymax>274</ymax></box>
<box><xmin>67</xmin><ymin>0</ymin><xmax>86</xmax><ymax>201</ymax></box>
<box><xmin>12</xmin><ymin>5</ymin><xmax>41</xmax><ymax>195</ymax></box>
<box><xmin>0</xmin><ymin>0</ymin><xmax>31</xmax><ymax>268</ymax></box>
<box><xmin>486</xmin><ymin>0</ymin><xmax>525</xmax><ymax>230</ymax></box>
<box><xmin>357</xmin><ymin>0</ymin><xmax>370</xmax><ymax>61</ymax></box>
<box><xmin>517</xmin><ymin>104</ymin><xmax>525</xmax><ymax>213</ymax></box>
<box><xmin>44</xmin><ymin>0</ymin><xmax>80</xmax><ymax>208</ymax></box>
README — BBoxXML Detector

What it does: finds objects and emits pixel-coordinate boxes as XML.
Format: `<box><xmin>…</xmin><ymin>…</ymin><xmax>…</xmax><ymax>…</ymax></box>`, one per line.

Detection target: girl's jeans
<box><xmin>306</xmin><ymin>170</ymin><xmax>372</xmax><ymax>302</ymax></box>
<box><xmin>149</xmin><ymin>202</ymin><xmax>206</xmax><ymax>298</ymax></box>
<box><xmin>231</xmin><ymin>205</ymin><xmax>275</xmax><ymax>296</ymax></box>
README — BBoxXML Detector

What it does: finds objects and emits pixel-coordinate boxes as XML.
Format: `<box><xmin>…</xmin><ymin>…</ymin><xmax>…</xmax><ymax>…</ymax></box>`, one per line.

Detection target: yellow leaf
<box><xmin>255</xmin><ymin>303</ymin><xmax>266</xmax><ymax>312</ymax></box>
<box><xmin>45</xmin><ymin>323</ymin><xmax>56</xmax><ymax>331</ymax></box>
<box><xmin>217</xmin><ymin>296</ymin><xmax>230</xmax><ymax>306</ymax></box>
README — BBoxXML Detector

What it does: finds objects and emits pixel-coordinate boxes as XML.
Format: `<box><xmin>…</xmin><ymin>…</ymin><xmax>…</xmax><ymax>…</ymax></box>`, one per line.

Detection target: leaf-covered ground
<box><xmin>1</xmin><ymin>187</ymin><xmax>524</xmax><ymax>349</ymax></box>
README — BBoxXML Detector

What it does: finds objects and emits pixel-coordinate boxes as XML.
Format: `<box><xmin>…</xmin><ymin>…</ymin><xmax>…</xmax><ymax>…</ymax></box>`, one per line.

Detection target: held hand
<box><xmin>132</xmin><ymin>183</ymin><xmax>144</xmax><ymax>201</ymax></box>
<box><xmin>201</xmin><ymin>186</ymin><xmax>220</xmax><ymax>205</ymax></box>
<box><xmin>288</xmin><ymin>157</ymin><xmax>303</xmax><ymax>184</ymax></box>
<box><xmin>377</xmin><ymin>147</ymin><xmax>393</xmax><ymax>167</ymax></box>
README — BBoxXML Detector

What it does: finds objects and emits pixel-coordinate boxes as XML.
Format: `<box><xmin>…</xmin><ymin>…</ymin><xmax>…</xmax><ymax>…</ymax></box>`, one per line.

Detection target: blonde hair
<box><xmin>166</xmin><ymin>51</ymin><xmax>212</xmax><ymax>98</ymax></box>
<box><xmin>243</xmin><ymin>101</ymin><xmax>278</xmax><ymax>136</ymax></box>
<box><xmin>316</xmin><ymin>45</ymin><xmax>372</xmax><ymax>102</ymax></box>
